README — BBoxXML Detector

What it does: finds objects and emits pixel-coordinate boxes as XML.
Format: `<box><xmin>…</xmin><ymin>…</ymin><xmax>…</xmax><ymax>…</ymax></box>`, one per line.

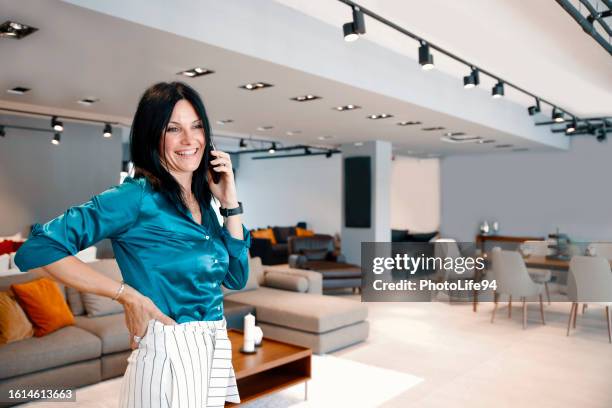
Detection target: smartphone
<box><xmin>209</xmin><ymin>143</ymin><xmax>221</xmax><ymax>184</ymax></box>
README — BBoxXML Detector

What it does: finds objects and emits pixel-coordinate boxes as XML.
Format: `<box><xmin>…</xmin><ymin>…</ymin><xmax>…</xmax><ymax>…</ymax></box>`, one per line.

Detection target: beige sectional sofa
<box><xmin>0</xmin><ymin>256</ymin><xmax>368</xmax><ymax>406</ymax></box>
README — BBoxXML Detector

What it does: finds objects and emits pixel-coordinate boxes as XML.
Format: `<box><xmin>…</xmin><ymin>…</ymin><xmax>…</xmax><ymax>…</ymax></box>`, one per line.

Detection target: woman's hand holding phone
<box><xmin>208</xmin><ymin>148</ymin><xmax>239</xmax><ymax>208</ymax></box>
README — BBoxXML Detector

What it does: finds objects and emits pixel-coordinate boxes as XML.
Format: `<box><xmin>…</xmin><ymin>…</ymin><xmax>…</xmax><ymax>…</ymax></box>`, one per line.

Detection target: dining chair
<box><xmin>433</xmin><ymin>238</ymin><xmax>476</xmax><ymax>302</ymax></box>
<box><xmin>521</xmin><ymin>240</ymin><xmax>553</xmax><ymax>304</ymax></box>
<box><xmin>490</xmin><ymin>248</ymin><xmax>546</xmax><ymax>329</ymax></box>
<box><xmin>567</xmin><ymin>256</ymin><xmax>612</xmax><ymax>343</ymax></box>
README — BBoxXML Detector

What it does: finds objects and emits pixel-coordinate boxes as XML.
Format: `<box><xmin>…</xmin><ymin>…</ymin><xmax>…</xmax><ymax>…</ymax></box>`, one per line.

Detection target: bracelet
<box><xmin>112</xmin><ymin>281</ymin><xmax>125</xmax><ymax>301</ymax></box>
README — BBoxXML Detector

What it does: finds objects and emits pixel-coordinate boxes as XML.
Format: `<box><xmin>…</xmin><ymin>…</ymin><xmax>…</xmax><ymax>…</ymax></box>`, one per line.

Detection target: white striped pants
<box><xmin>118</xmin><ymin>317</ymin><xmax>240</xmax><ymax>408</ymax></box>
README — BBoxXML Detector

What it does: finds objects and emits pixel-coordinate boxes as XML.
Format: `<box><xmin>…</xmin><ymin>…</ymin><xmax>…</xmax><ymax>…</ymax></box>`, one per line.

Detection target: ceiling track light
<box><xmin>491</xmin><ymin>81</ymin><xmax>504</xmax><ymax>98</ymax></box>
<box><xmin>0</xmin><ymin>126</ymin><xmax>5</xmax><ymax>137</ymax></box>
<box><xmin>343</xmin><ymin>6</ymin><xmax>366</xmax><ymax>41</ymax></box>
<box><xmin>268</xmin><ymin>142</ymin><xmax>277</xmax><ymax>154</ymax></box>
<box><xmin>0</xmin><ymin>21</ymin><xmax>38</xmax><ymax>39</ymax></box>
<box><xmin>463</xmin><ymin>67</ymin><xmax>480</xmax><ymax>89</ymax></box>
<box><xmin>103</xmin><ymin>123</ymin><xmax>112</xmax><ymax>138</ymax></box>
<box><xmin>566</xmin><ymin>117</ymin><xmax>577</xmax><ymax>134</ymax></box>
<box><xmin>552</xmin><ymin>107</ymin><xmax>565</xmax><ymax>123</ymax></box>
<box><xmin>419</xmin><ymin>41</ymin><xmax>434</xmax><ymax>70</ymax></box>
<box><xmin>527</xmin><ymin>98</ymin><xmax>541</xmax><ymax>115</ymax></box>
<box><xmin>51</xmin><ymin>116</ymin><xmax>63</xmax><ymax>132</ymax></box>
<box><xmin>239</xmin><ymin>138</ymin><xmax>247</xmax><ymax>149</ymax></box>
<box><xmin>51</xmin><ymin>133</ymin><xmax>61</xmax><ymax>145</ymax></box>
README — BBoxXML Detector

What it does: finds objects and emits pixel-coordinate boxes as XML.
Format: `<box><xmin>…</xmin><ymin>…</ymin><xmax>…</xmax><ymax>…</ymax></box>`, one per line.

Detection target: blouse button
<box><xmin>205</xmin><ymin>235</ymin><xmax>210</xmax><ymax>240</ymax></box>
<box><xmin>217</xmin><ymin>305</ymin><xmax>221</xmax><ymax>310</ymax></box>
<box><xmin>213</xmin><ymin>259</ymin><xmax>218</xmax><ymax>264</ymax></box>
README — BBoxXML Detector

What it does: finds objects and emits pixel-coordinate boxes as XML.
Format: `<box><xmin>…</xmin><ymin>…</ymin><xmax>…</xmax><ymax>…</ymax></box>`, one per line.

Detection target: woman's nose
<box><xmin>181</xmin><ymin>128</ymin><xmax>197</xmax><ymax>144</ymax></box>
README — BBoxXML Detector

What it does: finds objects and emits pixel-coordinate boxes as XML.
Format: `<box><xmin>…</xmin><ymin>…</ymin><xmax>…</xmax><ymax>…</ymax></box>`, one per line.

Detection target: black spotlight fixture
<box><xmin>597</xmin><ymin>123</ymin><xmax>608</xmax><ymax>142</ymax></box>
<box><xmin>0</xmin><ymin>21</ymin><xmax>38</xmax><ymax>39</ymax></box>
<box><xmin>325</xmin><ymin>150</ymin><xmax>333</xmax><ymax>158</ymax></box>
<box><xmin>552</xmin><ymin>107</ymin><xmax>565</xmax><ymax>123</ymax></box>
<box><xmin>343</xmin><ymin>6</ymin><xmax>366</xmax><ymax>42</ymax></box>
<box><xmin>103</xmin><ymin>123</ymin><xmax>112</xmax><ymax>138</ymax></box>
<box><xmin>304</xmin><ymin>147</ymin><xmax>312</xmax><ymax>155</ymax></box>
<box><xmin>268</xmin><ymin>142</ymin><xmax>277</xmax><ymax>154</ymax></box>
<box><xmin>239</xmin><ymin>139</ymin><xmax>247</xmax><ymax>149</ymax></box>
<box><xmin>0</xmin><ymin>126</ymin><xmax>5</xmax><ymax>137</ymax></box>
<box><xmin>527</xmin><ymin>98</ymin><xmax>541</xmax><ymax>116</ymax></box>
<box><xmin>51</xmin><ymin>116</ymin><xmax>63</xmax><ymax>132</ymax></box>
<box><xmin>566</xmin><ymin>117</ymin><xmax>577</xmax><ymax>134</ymax></box>
<box><xmin>491</xmin><ymin>81</ymin><xmax>504</xmax><ymax>98</ymax></box>
<box><xmin>419</xmin><ymin>41</ymin><xmax>434</xmax><ymax>70</ymax></box>
<box><xmin>463</xmin><ymin>67</ymin><xmax>480</xmax><ymax>89</ymax></box>
<box><xmin>51</xmin><ymin>132</ymin><xmax>61</xmax><ymax>145</ymax></box>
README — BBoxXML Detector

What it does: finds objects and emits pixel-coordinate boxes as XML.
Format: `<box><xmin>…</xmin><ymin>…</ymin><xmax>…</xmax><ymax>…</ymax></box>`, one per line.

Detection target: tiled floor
<box><xmin>329</xmin><ymin>288</ymin><xmax>612</xmax><ymax>408</ymax></box>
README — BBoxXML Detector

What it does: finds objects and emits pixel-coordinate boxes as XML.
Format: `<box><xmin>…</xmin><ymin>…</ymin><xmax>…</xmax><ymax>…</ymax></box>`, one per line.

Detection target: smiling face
<box><xmin>159</xmin><ymin>99</ymin><xmax>206</xmax><ymax>178</ymax></box>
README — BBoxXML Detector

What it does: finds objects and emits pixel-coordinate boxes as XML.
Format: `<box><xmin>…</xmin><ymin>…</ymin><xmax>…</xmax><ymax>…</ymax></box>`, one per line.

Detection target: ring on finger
<box><xmin>133</xmin><ymin>335</ymin><xmax>142</xmax><ymax>343</ymax></box>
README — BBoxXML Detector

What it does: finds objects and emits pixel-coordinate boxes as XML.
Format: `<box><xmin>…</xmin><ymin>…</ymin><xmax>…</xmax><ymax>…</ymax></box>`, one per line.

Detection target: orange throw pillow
<box><xmin>251</xmin><ymin>228</ymin><xmax>277</xmax><ymax>244</ymax></box>
<box><xmin>296</xmin><ymin>227</ymin><xmax>315</xmax><ymax>237</ymax></box>
<box><xmin>11</xmin><ymin>278</ymin><xmax>74</xmax><ymax>337</ymax></box>
<box><xmin>0</xmin><ymin>291</ymin><xmax>34</xmax><ymax>344</ymax></box>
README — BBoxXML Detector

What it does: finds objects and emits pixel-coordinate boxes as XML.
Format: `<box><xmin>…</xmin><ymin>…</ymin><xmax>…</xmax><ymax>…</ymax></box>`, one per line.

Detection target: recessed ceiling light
<box><xmin>513</xmin><ymin>148</ymin><xmax>529</xmax><ymax>152</ymax></box>
<box><xmin>366</xmin><ymin>113</ymin><xmax>393</xmax><ymax>120</ymax></box>
<box><xmin>444</xmin><ymin>132</ymin><xmax>465</xmax><ymax>137</ymax></box>
<box><xmin>333</xmin><ymin>104</ymin><xmax>361</xmax><ymax>111</ymax></box>
<box><xmin>7</xmin><ymin>86</ymin><xmax>30</xmax><ymax>95</ymax></box>
<box><xmin>318</xmin><ymin>135</ymin><xmax>334</xmax><ymax>140</ymax></box>
<box><xmin>354</xmin><ymin>142</ymin><xmax>364</xmax><ymax>146</ymax></box>
<box><xmin>0</xmin><ymin>21</ymin><xmax>38</xmax><ymax>39</ymax></box>
<box><xmin>422</xmin><ymin>126</ymin><xmax>445</xmax><ymax>131</ymax></box>
<box><xmin>216</xmin><ymin>119</ymin><xmax>234</xmax><ymax>125</ymax></box>
<box><xmin>177</xmin><ymin>67</ymin><xmax>214</xmax><ymax>77</ymax></box>
<box><xmin>257</xmin><ymin>126</ymin><xmax>274</xmax><ymax>131</ymax></box>
<box><xmin>240</xmin><ymin>82</ymin><xmax>273</xmax><ymax>91</ymax></box>
<box><xmin>286</xmin><ymin>130</ymin><xmax>302</xmax><ymax>136</ymax></box>
<box><xmin>291</xmin><ymin>95</ymin><xmax>321</xmax><ymax>102</ymax></box>
<box><xmin>397</xmin><ymin>121</ymin><xmax>421</xmax><ymax>126</ymax></box>
<box><xmin>478</xmin><ymin>139</ymin><xmax>496</xmax><ymax>144</ymax></box>
<box><xmin>77</xmin><ymin>97</ymin><xmax>99</xmax><ymax>106</ymax></box>
<box><xmin>441</xmin><ymin>135</ymin><xmax>482</xmax><ymax>143</ymax></box>
<box><xmin>495</xmin><ymin>144</ymin><xmax>514</xmax><ymax>148</ymax></box>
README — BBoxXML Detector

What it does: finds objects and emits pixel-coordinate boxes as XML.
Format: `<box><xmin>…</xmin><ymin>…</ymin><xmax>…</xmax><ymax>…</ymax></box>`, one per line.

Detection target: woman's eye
<box><xmin>167</xmin><ymin>127</ymin><xmax>180</xmax><ymax>132</ymax></box>
<box><xmin>193</xmin><ymin>123</ymin><xmax>203</xmax><ymax>129</ymax></box>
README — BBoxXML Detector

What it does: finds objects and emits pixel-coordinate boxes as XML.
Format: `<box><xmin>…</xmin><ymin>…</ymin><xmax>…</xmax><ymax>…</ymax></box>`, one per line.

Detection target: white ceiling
<box><xmin>275</xmin><ymin>0</ymin><xmax>612</xmax><ymax>117</ymax></box>
<box><xmin>1</xmin><ymin>0</ymin><xmax>605</xmax><ymax>157</ymax></box>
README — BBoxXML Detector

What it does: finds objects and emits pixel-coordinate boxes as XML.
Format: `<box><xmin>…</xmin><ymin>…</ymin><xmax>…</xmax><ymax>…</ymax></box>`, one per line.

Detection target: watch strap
<box><xmin>220</xmin><ymin>201</ymin><xmax>243</xmax><ymax>217</ymax></box>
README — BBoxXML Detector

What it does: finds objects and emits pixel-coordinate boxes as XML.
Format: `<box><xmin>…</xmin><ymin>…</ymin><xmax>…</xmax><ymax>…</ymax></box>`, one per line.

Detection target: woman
<box><xmin>14</xmin><ymin>82</ymin><xmax>250</xmax><ymax>407</ymax></box>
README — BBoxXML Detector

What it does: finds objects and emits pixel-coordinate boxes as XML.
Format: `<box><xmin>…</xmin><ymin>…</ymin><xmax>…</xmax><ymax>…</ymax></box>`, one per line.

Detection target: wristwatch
<box><xmin>220</xmin><ymin>201</ymin><xmax>243</xmax><ymax>217</ymax></box>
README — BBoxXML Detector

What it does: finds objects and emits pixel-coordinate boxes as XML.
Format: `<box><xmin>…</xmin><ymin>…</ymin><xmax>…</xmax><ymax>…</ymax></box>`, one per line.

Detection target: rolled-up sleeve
<box><xmin>14</xmin><ymin>178</ymin><xmax>144</xmax><ymax>272</ymax></box>
<box><xmin>220</xmin><ymin>224</ymin><xmax>252</xmax><ymax>290</ymax></box>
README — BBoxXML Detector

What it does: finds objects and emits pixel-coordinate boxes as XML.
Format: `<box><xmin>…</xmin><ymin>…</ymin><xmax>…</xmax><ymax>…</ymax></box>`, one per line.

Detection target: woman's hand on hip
<box><xmin>117</xmin><ymin>285</ymin><xmax>176</xmax><ymax>349</ymax></box>
<box><xmin>208</xmin><ymin>150</ymin><xmax>239</xmax><ymax>208</ymax></box>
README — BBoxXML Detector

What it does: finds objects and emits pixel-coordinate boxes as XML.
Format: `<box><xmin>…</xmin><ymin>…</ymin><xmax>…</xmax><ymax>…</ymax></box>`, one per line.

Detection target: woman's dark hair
<box><xmin>130</xmin><ymin>81</ymin><xmax>214</xmax><ymax>211</ymax></box>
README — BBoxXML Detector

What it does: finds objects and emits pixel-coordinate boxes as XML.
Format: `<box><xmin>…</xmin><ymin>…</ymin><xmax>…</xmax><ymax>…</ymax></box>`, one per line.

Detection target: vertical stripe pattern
<box><xmin>119</xmin><ymin>317</ymin><xmax>240</xmax><ymax>408</ymax></box>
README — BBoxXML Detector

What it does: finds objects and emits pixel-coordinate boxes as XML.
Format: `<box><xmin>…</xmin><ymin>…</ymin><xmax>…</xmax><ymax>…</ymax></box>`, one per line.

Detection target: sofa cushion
<box><xmin>0</xmin><ymin>325</ymin><xmax>101</xmax><ymax>380</ymax></box>
<box><xmin>74</xmin><ymin>314</ymin><xmax>130</xmax><ymax>354</ymax></box>
<box><xmin>80</xmin><ymin>259</ymin><xmax>124</xmax><ymax>317</ymax></box>
<box><xmin>66</xmin><ymin>286</ymin><xmax>85</xmax><ymax>316</ymax></box>
<box><xmin>272</xmin><ymin>227</ymin><xmax>296</xmax><ymax>244</ymax></box>
<box><xmin>11</xmin><ymin>277</ymin><xmax>75</xmax><ymax>337</ymax></box>
<box><xmin>0</xmin><ymin>291</ymin><xmax>34</xmax><ymax>344</ymax></box>
<box><xmin>264</xmin><ymin>272</ymin><xmax>308</xmax><ymax>293</ymax></box>
<box><xmin>224</xmin><ymin>286</ymin><xmax>368</xmax><ymax>333</ymax></box>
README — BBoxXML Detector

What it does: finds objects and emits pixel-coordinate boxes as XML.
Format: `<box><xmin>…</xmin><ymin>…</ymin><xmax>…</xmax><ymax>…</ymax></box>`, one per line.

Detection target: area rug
<box><xmin>21</xmin><ymin>354</ymin><xmax>422</xmax><ymax>407</ymax></box>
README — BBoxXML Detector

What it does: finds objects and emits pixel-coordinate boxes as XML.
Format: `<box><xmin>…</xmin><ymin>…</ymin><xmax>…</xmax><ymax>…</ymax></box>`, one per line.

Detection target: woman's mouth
<box><xmin>176</xmin><ymin>148</ymin><xmax>198</xmax><ymax>157</ymax></box>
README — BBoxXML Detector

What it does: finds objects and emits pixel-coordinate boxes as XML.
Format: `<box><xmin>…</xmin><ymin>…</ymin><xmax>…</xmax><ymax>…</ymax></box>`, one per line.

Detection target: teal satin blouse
<box><xmin>14</xmin><ymin>176</ymin><xmax>251</xmax><ymax>323</ymax></box>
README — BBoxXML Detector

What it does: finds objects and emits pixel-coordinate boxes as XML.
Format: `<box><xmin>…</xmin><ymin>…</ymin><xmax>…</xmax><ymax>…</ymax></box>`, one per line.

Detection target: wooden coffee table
<box><xmin>226</xmin><ymin>329</ymin><xmax>312</xmax><ymax>406</ymax></box>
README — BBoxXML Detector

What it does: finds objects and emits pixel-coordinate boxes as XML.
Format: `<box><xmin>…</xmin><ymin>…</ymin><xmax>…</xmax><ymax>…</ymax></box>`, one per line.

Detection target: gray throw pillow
<box><xmin>81</xmin><ymin>292</ymin><xmax>124</xmax><ymax>317</ymax></box>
